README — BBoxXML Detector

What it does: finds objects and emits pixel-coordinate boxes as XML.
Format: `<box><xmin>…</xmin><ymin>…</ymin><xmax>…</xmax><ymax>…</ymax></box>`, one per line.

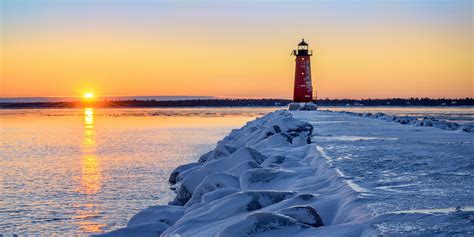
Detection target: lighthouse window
<box><xmin>301</xmin><ymin>58</ymin><xmax>304</xmax><ymax>60</ymax></box>
<box><xmin>301</xmin><ymin>72</ymin><xmax>305</xmax><ymax>75</ymax></box>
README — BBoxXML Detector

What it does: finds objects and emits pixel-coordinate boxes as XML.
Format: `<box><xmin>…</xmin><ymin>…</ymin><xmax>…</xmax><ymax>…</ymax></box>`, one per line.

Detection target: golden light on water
<box><xmin>75</xmin><ymin>203</ymin><xmax>106</xmax><ymax>233</ymax></box>
<box><xmin>84</xmin><ymin>108</ymin><xmax>94</xmax><ymax>129</ymax></box>
<box><xmin>76</xmin><ymin>108</ymin><xmax>103</xmax><ymax>233</ymax></box>
<box><xmin>79</xmin><ymin>108</ymin><xmax>101</xmax><ymax>195</ymax></box>
<box><xmin>79</xmin><ymin>154</ymin><xmax>101</xmax><ymax>195</ymax></box>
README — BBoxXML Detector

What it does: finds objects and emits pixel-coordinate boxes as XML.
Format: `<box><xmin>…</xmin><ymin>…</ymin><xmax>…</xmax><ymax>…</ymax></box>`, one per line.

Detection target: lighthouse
<box><xmin>289</xmin><ymin>39</ymin><xmax>317</xmax><ymax>110</ymax></box>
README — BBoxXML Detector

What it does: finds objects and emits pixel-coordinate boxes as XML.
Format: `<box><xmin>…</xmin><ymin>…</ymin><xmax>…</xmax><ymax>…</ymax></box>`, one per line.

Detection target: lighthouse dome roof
<box><xmin>298</xmin><ymin>39</ymin><xmax>308</xmax><ymax>46</ymax></box>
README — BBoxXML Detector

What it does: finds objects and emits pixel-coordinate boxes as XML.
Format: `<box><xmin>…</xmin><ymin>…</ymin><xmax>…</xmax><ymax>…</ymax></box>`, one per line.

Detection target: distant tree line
<box><xmin>106</xmin><ymin>99</ymin><xmax>290</xmax><ymax>107</ymax></box>
<box><xmin>0</xmin><ymin>98</ymin><xmax>472</xmax><ymax>109</ymax></box>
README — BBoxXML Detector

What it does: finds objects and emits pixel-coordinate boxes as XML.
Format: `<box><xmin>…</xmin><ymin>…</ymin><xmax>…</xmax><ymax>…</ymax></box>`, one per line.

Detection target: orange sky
<box><xmin>1</xmin><ymin>0</ymin><xmax>472</xmax><ymax>99</ymax></box>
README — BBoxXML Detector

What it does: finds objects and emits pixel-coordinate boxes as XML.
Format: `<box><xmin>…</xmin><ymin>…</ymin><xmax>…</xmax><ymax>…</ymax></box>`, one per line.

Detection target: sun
<box><xmin>83</xmin><ymin>92</ymin><xmax>95</xmax><ymax>99</ymax></box>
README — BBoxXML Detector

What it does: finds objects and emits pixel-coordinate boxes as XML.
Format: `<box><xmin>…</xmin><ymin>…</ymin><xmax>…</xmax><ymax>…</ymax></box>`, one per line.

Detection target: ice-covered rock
<box><xmin>94</xmin><ymin>222</ymin><xmax>169</xmax><ymax>237</ymax></box>
<box><xmin>187</xmin><ymin>190</ymin><xmax>295</xmax><ymax>220</ymax></box>
<box><xmin>170</xmin><ymin>147</ymin><xmax>267</xmax><ymax>206</ymax></box>
<box><xmin>169</xmin><ymin>168</ymin><xmax>207</xmax><ymax>205</ymax></box>
<box><xmin>432</xmin><ymin>121</ymin><xmax>451</xmax><ymax>130</ymax></box>
<box><xmin>201</xmin><ymin>187</ymin><xmax>240</xmax><ymax>204</ymax></box>
<box><xmin>461</xmin><ymin>123</ymin><xmax>474</xmax><ymax>132</ymax></box>
<box><xmin>240</xmin><ymin>168</ymin><xmax>304</xmax><ymax>191</ymax></box>
<box><xmin>217</xmin><ymin>212</ymin><xmax>311</xmax><ymax>237</ymax></box>
<box><xmin>243</xmin><ymin>191</ymin><xmax>297</xmax><ymax>211</ymax></box>
<box><xmin>291</xmin><ymin>134</ymin><xmax>311</xmax><ymax>146</ymax></box>
<box><xmin>414</xmin><ymin>119</ymin><xmax>433</xmax><ymax>127</ymax></box>
<box><xmin>335</xmin><ymin>110</ymin><xmax>471</xmax><ymax>132</ymax></box>
<box><xmin>168</xmin><ymin>162</ymin><xmax>201</xmax><ymax>184</ymax></box>
<box><xmin>265</xmin><ymin>115</ymin><xmax>313</xmax><ymax>136</ymax></box>
<box><xmin>198</xmin><ymin>144</ymin><xmax>237</xmax><ymax>163</ymax></box>
<box><xmin>288</xmin><ymin>102</ymin><xmax>317</xmax><ymax>111</ymax></box>
<box><xmin>260</xmin><ymin>155</ymin><xmax>291</xmax><ymax>167</ymax></box>
<box><xmin>383</xmin><ymin>115</ymin><xmax>396</xmax><ymax>121</ymax></box>
<box><xmin>202</xmin><ymin>147</ymin><xmax>266</xmax><ymax>173</ymax></box>
<box><xmin>301</xmin><ymin>103</ymin><xmax>318</xmax><ymax>111</ymax></box>
<box><xmin>288</xmin><ymin>103</ymin><xmax>301</xmax><ymax>111</ymax></box>
<box><xmin>127</xmin><ymin>205</ymin><xmax>184</xmax><ymax>227</ymax></box>
<box><xmin>226</xmin><ymin>160</ymin><xmax>262</xmax><ymax>176</ymax></box>
<box><xmin>395</xmin><ymin>116</ymin><xmax>412</xmax><ymax>124</ymax></box>
<box><xmin>160</xmin><ymin>190</ymin><xmax>299</xmax><ymax>236</ymax></box>
<box><xmin>254</xmin><ymin>133</ymin><xmax>293</xmax><ymax>148</ymax></box>
<box><xmin>185</xmin><ymin>172</ymin><xmax>240</xmax><ymax>207</ymax></box>
<box><xmin>277</xmin><ymin>205</ymin><xmax>324</xmax><ymax>227</ymax></box>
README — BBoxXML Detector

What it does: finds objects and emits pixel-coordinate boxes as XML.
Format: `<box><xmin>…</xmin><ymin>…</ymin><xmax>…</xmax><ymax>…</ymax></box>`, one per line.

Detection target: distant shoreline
<box><xmin>0</xmin><ymin>98</ymin><xmax>472</xmax><ymax>109</ymax></box>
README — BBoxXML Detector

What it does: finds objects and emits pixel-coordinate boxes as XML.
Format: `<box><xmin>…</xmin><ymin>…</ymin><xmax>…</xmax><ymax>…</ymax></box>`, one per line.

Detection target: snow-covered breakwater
<box><xmin>98</xmin><ymin>110</ymin><xmax>370</xmax><ymax>236</ymax></box>
<box><xmin>331</xmin><ymin>110</ymin><xmax>474</xmax><ymax>132</ymax></box>
<box><xmin>99</xmin><ymin>109</ymin><xmax>474</xmax><ymax>236</ymax></box>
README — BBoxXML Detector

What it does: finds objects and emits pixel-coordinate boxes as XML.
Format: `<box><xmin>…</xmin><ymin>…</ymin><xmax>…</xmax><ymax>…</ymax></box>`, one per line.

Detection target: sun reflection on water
<box><xmin>84</xmin><ymin>108</ymin><xmax>94</xmax><ymax>129</ymax></box>
<box><xmin>79</xmin><ymin>108</ymin><xmax>101</xmax><ymax>194</ymax></box>
<box><xmin>79</xmin><ymin>154</ymin><xmax>101</xmax><ymax>195</ymax></box>
<box><xmin>74</xmin><ymin>203</ymin><xmax>106</xmax><ymax>233</ymax></box>
<box><xmin>75</xmin><ymin>108</ymin><xmax>104</xmax><ymax>233</ymax></box>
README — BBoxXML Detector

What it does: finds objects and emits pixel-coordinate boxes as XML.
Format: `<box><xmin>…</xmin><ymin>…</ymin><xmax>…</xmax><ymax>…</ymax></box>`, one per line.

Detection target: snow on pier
<box><xmin>99</xmin><ymin>110</ymin><xmax>474</xmax><ymax>236</ymax></box>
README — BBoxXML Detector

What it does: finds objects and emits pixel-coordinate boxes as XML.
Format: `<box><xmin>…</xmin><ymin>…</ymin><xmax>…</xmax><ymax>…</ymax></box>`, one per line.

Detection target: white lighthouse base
<box><xmin>288</xmin><ymin>102</ymin><xmax>318</xmax><ymax>111</ymax></box>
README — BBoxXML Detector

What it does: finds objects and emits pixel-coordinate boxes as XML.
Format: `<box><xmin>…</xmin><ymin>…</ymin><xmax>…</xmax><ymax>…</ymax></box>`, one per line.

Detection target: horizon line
<box><xmin>0</xmin><ymin>96</ymin><xmax>473</xmax><ymax>101</ymax></box>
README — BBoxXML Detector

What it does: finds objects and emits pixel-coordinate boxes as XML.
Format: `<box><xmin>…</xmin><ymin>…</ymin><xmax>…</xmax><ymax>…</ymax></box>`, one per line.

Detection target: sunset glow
<box><xmin>83</xmin><ymin>93</ymin><xmax>95</xmax><ymax>99</ymax></box>
<box><xmin>1</xmin><ymin>0</ymin><xmax>472</xmax><ymax>99</ymax></box>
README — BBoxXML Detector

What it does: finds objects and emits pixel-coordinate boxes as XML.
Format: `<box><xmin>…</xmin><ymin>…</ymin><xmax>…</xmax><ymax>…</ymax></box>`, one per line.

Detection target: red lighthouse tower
<box><xmin>292</xmin><ymin>39</ymin><xmax>313</xmax><ymax>102</ymax></box>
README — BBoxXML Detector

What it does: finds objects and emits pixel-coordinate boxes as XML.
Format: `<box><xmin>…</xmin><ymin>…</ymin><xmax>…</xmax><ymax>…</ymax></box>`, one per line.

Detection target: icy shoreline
<box><xmin>331</xmin><ymin>110</ymin><xmax>474</xmax><ymax>132</ymax></box>
<box><xmin>98</xmin><ymin>110</ymin><xmax>371</xmax><ymax>236</ymax></box>
<box><xmin>98</xmin><ymin>110</ymin><xmax>473</xmax><ymax>236</ymax></box>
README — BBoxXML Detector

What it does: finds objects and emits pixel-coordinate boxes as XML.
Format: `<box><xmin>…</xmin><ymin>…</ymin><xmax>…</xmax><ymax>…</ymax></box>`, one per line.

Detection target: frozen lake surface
<box><xmin>323</xmin><ymin>106</ymin><xmax>474</xmax><ymax>125</ymax></box>
<box><xmin>293</xmin><ymin>110</ymin><xmax>474</xmax><ymax>235</ymax></box>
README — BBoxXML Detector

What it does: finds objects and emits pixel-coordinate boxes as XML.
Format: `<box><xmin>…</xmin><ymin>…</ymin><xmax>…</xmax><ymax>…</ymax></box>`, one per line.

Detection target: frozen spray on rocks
<box><xmin>332</xmin><ymin>110</ymin><xmax>474</xmax><ymax>132</ymax></box>
<box><xmin>97</xmin><ymin>110</ymin><xmax>370</xmax><ymax>236</ymax></box>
